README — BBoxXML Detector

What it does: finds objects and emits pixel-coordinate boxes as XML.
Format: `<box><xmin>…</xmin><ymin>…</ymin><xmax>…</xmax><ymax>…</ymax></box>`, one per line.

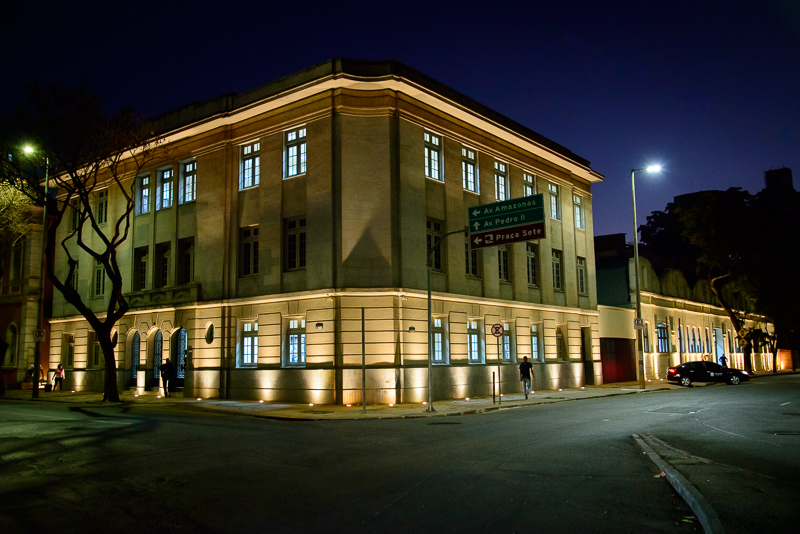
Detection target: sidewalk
<box><xmin>1</xmin><ymin>379</ymin><xmax>682</xmax><ymax>420</ymax></box>
<box><xmin>1</xmin><ymin>370</ymin><xmax>792</xmax><ymax>421</ymax></box>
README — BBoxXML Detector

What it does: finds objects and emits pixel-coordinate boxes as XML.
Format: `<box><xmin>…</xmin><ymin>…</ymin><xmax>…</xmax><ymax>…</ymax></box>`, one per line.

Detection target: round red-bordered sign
<box><xmin>491</xmin><ymin>323</ymin><xmax>504</xmax><ymax>337</ymax></box>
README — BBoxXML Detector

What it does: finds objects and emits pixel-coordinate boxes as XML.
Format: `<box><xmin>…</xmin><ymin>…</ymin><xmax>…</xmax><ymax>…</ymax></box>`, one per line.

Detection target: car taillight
<box><xmin>668</xmin><ymin>368</ymin><xmax>676</xmax><ymax>374</ymax></box>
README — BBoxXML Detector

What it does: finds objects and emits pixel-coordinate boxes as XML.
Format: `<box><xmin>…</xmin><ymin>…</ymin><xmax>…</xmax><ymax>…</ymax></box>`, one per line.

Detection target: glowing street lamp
<box><xmin>631</xmin><ymin>164</ymin><xmax>661</xmax><ymax>390</ymax></box>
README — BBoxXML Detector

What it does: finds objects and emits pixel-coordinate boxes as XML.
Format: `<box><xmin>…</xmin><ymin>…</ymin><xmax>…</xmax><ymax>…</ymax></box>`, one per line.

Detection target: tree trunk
<box><xmin>708</xmin><ymin>273</ymin><xmax>753</xmax><ymax>373</ymax></box>
<box><xmin>99</xmin><ymin>332</ymin><xmax>120</xmax><ymax>402</ymax></box>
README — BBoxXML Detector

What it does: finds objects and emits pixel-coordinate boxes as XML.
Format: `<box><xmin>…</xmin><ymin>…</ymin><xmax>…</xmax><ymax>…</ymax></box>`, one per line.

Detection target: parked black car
<box><xmin>667</xmin><ymin>361</ymin><xmax>750</xmax><ymax>387</ymax></box>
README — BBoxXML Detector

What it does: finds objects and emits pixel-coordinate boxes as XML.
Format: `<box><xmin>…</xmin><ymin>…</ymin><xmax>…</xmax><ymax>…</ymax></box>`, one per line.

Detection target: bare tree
<box><xmin>2</xmin><ymin>84</ymin><xmax>163</xmax><ymax>401</ymax></box>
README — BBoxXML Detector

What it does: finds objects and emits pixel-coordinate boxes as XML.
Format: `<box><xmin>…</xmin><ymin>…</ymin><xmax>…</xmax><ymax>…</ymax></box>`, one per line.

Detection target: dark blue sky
<box><xmin>4</xmin><ymin>0</ymin><xmax>799</xmax><ymax>239</ymax></box>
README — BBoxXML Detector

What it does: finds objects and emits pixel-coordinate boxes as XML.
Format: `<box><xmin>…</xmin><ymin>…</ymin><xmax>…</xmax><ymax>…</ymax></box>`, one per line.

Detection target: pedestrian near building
<box><xmin>52</xmin><ymin>364</ymin><xmax>65</xmax><ymax>391</ymax></box>
<box><xmin>519</xmin><ymin>356</ymin><xmax>535</xmax><ymax>399</ymax></box>
<box><xmin>719</xmin><ymin>355</ymin><xmax>728</xmax><ymax>367</ymax></box>
<box><xmin>161</xmin><ymin>358</ymin><xmax>175</xmax><ymax>397</ymax></box>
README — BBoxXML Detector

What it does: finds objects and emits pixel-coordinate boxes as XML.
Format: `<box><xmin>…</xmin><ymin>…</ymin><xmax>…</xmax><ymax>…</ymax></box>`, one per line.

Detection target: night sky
<box><xmin>4</xmin><ymin>0</ymin><xmax>799</xmax><ymax>239</ymax></box>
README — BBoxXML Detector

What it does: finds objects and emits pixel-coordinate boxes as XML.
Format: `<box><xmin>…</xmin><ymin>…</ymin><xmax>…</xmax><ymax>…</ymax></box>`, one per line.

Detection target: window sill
<box><xmin>528</xmin><ymin>284</ymin><xmax>539</xmax><ymax>289</ymax></box>
<box><xmin>499</xmin><ymin>280</ymin><xmax>512</xmax><ymax>285</ymax></box>
<box><xmin>463</xmin><ymin>189</ymin><xmax>480</xmax><ymax>195</ymax></box>
<box><xmin>466</xmin><ymin>275</ymin><xmax>482</xmax><ymax>281</ymax></box>
<box><xmin>238</xmin><ymin>185</ymin><xmax>260</xmax><ymax>192</ymax></box>
<box><xmin>425</xmin><ymin>176</ymin><xmax>445</xmax><ymax>183</ymax></box>
<box><xmin>283</xmin><ymin>172</ymin><xmax>307</xmax><ymax>180</ymax></box>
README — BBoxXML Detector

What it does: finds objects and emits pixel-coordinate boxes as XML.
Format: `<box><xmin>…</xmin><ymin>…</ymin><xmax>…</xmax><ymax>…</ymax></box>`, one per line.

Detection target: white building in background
<box><xmin>47</xmin><ymin>59</ymin><xmax>605</xmax><ymax>403</ymax></box>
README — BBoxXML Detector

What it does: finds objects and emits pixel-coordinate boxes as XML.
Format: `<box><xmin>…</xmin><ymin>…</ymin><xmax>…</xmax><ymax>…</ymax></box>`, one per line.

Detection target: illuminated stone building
<box><xmin>595</xmin><ymin>234</ymin><xmax>774</xmax><ymax>382</ymax></box>
<box><xmin>46</xmin><ymin>59</ymin><xmax>604</xmax><ymax>403</ymax></box>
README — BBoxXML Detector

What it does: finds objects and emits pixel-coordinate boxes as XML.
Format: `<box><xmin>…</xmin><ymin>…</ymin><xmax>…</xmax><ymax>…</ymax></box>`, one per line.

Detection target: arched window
<box><xmin>4</xmin><ymin>324</ymin><xmax>18</xmax><ymax>364</ymax></box>
<box><xmin>131</xmin><ymin>332</ymin><xmax>140</xmax><ymax>379</ymax></box>
<box><xmin>174</xmin><ymin>328</ymin><xmax>187</xmax><ymax>379</ymax></box>
<box><xmin>656</xmin><ymin>323</ymin><xmax>669</xmax><ymax>353</ymax></box>
<box><xmin>153</xmin><ymin>331</ymin><xmax>162</xmax><ymax>378</ymax></box>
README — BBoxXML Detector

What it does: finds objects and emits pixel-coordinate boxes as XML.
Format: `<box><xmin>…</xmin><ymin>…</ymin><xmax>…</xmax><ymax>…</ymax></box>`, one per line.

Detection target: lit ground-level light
<box><xmin>157</xmin><ymin>395</ymin><xmax>162</xmax><ymax>398</ymax></box>
<box><xmin>259</xmin><ymin>400</ymin><xmax>264</xmax><ymax>403</ymax></box>
<box><xmin>309</xmin><ymin>403</ymin><xmax>314</xmax><ymax>407</ymax></box>
<box><xmin>422</xmin><ymin>401</ymin><xmax>427</xmax><ymax>405</ymax></box>
<box><xmin>389</xmin><ymin>404</ymin><xmax>394</xmax><ymax>407</ymax></box>
<box><xmin>197</xmin><ymin>398</ymin><xmax>201</xmax><ymax>401</ymax></box>
<box><xmin>346</xmin><ymin>404</ymin><xmax>351</xmax><ymax>407</ymax></box>
<box><xmin>465</xmin><ymin>398</ymin><xmax>470</xmax><ymax>401</ymax></box>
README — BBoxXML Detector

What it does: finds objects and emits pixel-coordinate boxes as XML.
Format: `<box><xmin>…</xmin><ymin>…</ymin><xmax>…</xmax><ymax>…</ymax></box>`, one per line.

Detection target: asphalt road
<box><xmin>1</xmin><ymin>375</ymin><xmax>798</xmax><ymax>534</ymax></box>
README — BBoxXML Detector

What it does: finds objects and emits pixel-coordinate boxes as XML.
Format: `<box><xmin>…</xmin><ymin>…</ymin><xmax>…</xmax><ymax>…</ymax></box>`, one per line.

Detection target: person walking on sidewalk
<box><xmin>52</xmin><ymin>364</ymin><xmax>65</xmax><ymax>391</ymax></box>
<box><xmin>519</xmin><ymin>356</ymin><xmax>535</xmax><ymax>399</ymax></box>
<box><xmin>161</xmin><ymin>358</ymin><xmax>175</xmax><ymax>397</ymax></box>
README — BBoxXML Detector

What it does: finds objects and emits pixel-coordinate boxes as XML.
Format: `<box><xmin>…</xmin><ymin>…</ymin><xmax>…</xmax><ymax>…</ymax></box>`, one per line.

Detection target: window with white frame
<box><xmin>240</xmin><ymin>226</ymin><xmax>259</xmax><ymax>277</ymax></box>
<box><xmin>494</xmin><ymin>162</ymin><xmax>508</xmax><ymax>201</ymax></box>
<box><xmin>465</xmin><ymin>239</ymin><xmax>480</xmax><ymax>277</ymax></box>
<box><xmin>467</xmin><ymin>320</ymin><xmax>482</xmax><ymax>363</ymax></box>
<box><xmin>462</xmin><ymin>147</ymin><xmax>478</xmax><ymax>192</ymax></box>
<box><xmin>91</xmin><ymin>338</ymin><xmax>102</xmax><ymax>368</ymax></box>
<box><xmin>286</xmin><ymin>319</ymin><xmax>306</xmax><ymax>366</ymax></box>
<box><xmin>93</xmin><ymin>262</ymin><xmax>106</xmax><ymax>297</ymax></box>
<box><xmin>498</xmin><ymin>246</ymin><xmax>509</xmax><ymax>282</ymax></box>
<box><xmin>157</xmin><ymin>168</ymin><xmax>173</xmax><ymax>210</ymax></box>
<box><xmin>531</xmin><ymin>324</ymin><xmax>541</xmax><ymax>361</ymax></box>
<box><xmin>556</xmin><ymin>328</ymin><xmax>567</xmax><ymax>360</ymax></box>
<box><xmin>424</xmin><ymin>132</ymin><xmax>442</xmax><ymax>181</ymax></box>
<box><xmin>427</xmin><ymin>220</ymin><xmax>444</xmax><ymax>271</ymax></box>
<box><xmin>432</xmin><ymin>317</ymin><xmax>447</xmax><ymax>363</ymax></box>
<box><xmin>523</xmin><ymin>173</ymin><xmax>536</xmax><ymax>197</ymax></box>
<box><xmin>97</xmin><ymin>190</ymin><xmax>108</xmax><ymax>224</ymax></box>
<box><xmin>577</xmin><ymin>257</ymin><xmax>587</xmax><ymax>295</ymax></box>
<box><xmin>181</xmin><ymin>161</ymin><xmax>197</xmax><ymax>203</ymax></box>
<box><xmin>526</xmin><ymin>243</ymin><xmax>538</xmax><ymax>286</ymax></box>
<box><xmin>137</xmin><ymin>175</ymin><xmax>150</xmax><ymax>214</ymax></box>
<box><xmin>502</xmin><ymin>323</ymin><xmax>513</xmax><ymax>361</ymax></box>
<box><xmin>133</xmin><ymin>247</ymin><xmax>147</xmax><ymax>291</ymax></box>
<box><xmin>552</xmin><ymin>249</ymin><xmax>563</xmax><ymax>291</ymax></box>
<box><xmin>691</xmin><ymin>327</ymin><xmax>697</xmax><ymax>352</ymax></box>
<box><xmin>705</xmin><ymin>329</ymin><xmax>710</xmax><ymax>354</ymax></box>
<box><xmin>679</xmin><ymin>326</ymin><xmax>685</xmax><ymax>353</ymax></box>
<box><xmin>285</xmin><ymin>217</ymin><xmax>306</xmax><ymax>271</ymax></box>
<box><xmin>548</xmin><ymin>183</ymin><xmax>560</xmax><ymax>220</ymax></box>
<box><xmin>240</xmin><ymin>321</ymin><xmax>258</xmax><ymax>367</ymax></box>
<box><xmin>657</xmin><ymin>323</ymin><xmax>669</xmax><ymax>353</ymax></box>
<box><xmin>573</xmin><ymin>195</ymin><xmax>585</xmax><ymax>229</ymax></box>
<box><xmin>284</xmin><ymin>127</ymin><xmax>307</xmax><ymax>178</ymax></box>
<box><xmin>239</xmin><ymin>141</ymin><xmax>261</xmax><ymax>190</ymax></box>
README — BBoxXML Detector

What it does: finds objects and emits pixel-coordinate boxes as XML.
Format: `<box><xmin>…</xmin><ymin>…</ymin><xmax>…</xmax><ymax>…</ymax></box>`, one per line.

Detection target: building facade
<box><xmin>46</xmin><ymin>59</ymin><xmax>604</xmax><ymax>403</ymax></box>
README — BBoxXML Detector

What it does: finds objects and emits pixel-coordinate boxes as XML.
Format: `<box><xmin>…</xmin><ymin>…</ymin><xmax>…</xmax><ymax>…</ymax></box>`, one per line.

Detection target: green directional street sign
<box><xmin>468</xmin><ymin>194</ymin><xmax>545</xmax><ymax>233</ymax></box>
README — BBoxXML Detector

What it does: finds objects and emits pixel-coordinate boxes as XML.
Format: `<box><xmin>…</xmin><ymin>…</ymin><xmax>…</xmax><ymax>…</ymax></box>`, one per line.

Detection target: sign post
<box><xmin>491</xmin><ymin>323</ymin><xmax>504</xmax><ymax>405</ymax></box>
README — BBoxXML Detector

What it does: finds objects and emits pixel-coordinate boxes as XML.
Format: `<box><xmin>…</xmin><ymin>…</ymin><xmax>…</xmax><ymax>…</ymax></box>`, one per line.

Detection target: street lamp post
<box><xmin>24</xmin><ymin>146</ymin><xmax>49</xmax><ymax>399</ymax></box>
<box><xmin>631</xmin><ymin>165</ymin><xmax>660</xmax><ymax>390</ymax></box>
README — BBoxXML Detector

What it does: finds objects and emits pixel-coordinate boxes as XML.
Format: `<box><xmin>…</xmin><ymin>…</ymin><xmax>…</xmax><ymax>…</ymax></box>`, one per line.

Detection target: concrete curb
<box><xmin>631</xmin><ymin>433</ymin><xmax>725</xmax><ymax>534</ymax></box>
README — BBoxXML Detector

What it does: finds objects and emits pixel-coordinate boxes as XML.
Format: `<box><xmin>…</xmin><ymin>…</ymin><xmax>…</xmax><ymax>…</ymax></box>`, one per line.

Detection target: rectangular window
<box><xmin>461</xmin><ymin>147</ymin><xmax>478</xmax><ymax>192</ymax></box>
<box><xmin>69</xmin><ymin>201</ymin><xmax>80</xmax><ymax>231</ymax></box>
<box><xmin>284</xmin><ymin>127</ymin><xmax>307</xmax><ymax>178</ymax></box>
<box><xmin>643</xmin><ymin>323</ymin><xmax>651</xmax><ymax>352</ymax></box>
<box><xmin>427</xmin><ymin>220</ymin><xmax>444</xmax><ymax>271</ymax></box>
<box><xmin>526</xmin><ymin>243</ymin><xmax>538</xmax><ymax>286</ymax></box>
<box><xmin>63</xmin><ymin>334</ymin><xmax>75</xmax><ymax>367</ymax></box>
<box><xmin>241</xmin><ymin>321</ymin><xmax>258</xmax><ymax>367</ymax></box>
<box><xmin>424</xmin><ymin>132</ymin><xmax>442</xmax><ymax>181</ymax></box>
<box><xmin>531</xmin><ymin>324</ymin><xmax>541</xmax><ymax>361</ymax></box>
<box><xmin>287</xmin><ymin>319</ymin><xmax>306</xmax><ymax>366</ymax></box>
<box><xmin>97</xmin><ymin>190</ymin><xmax>108</xmax><ymax>224</ymax></box>
<box><xmin>239</xmin><ymin>141</ymin><xmax>261</xmax><ymax>190</ymax></box>
<box><xmin>467</xmin><ymin>320</ymin><xmax>482</xmax><ymax>363</ymax></box>
<box><xmin>432</xmin><ymin>317</ymin><xmax>447</xmax><ymax>364</ymax></box>
<box><xmin>157</xmin><ymin>168</ymin><xmax>173</xmax><ymax>210</ymax></box>
<box><xmin>691</xmin><ymin>328</ymin><xmax>697</xmax><ymax>352</ymax></box>
<box><xmin>498</xmin><ymin>246</ymin><xmax>509</xmax><ymax>282</ymax></box>
<box><xmin>285</xmin><ymin>218</ymin><xmax>307</xmax><ymax>271</ymax></box>
<box><xmin>92</xmin><ymin>341</ymin><xmax>101</xmax><ymax>367</ymax></box>
<box><xmin>181</xmin><ymin>161</ymin><xmax>197</xmax><ymax>203</ymax></box>
<box><xmin>577</xmin><ymin>257</ymin><xmax>587</xmax><ymax>295</ymax></box>
<box><xmin>465</xmin><ymin>239</ymin><xmax>479</xmax><ymax>277</ymax></box>
<box><xmin>548</xmin><ymin>183</ymin><xmax>560</xmax><ymax>220</ymax></box>
<box><xmin>502</xmin><ymin>323</ymin><xmax>513</xmax><ymax>361</ymax></box>
<box><xmin>177</xmin><ymin>238</ymin><xmax>194</xmax><ymax>285</ymax></box>
<box><xmin>68</xmin><ymin>261</ymin><xmax>79</xmax><ymax>291</ymax></box>
<box><xmin>573</xmin><ymin>195</ymin><xmax>585</xmax><ymax>229</ymax></box>
<box><xmin>10</xmin><ymin>241</ymin><xmax>23</xmax><ymax>281</ymax></box>
<box><xmin>134</xmin><ymin>247</ymin><xmax>147</xmax><ymax>291</ymax></box>
<box><xmin>240</xmin><ymin>226</ymin><xmax>259</xmax><ymax>277</ymax></box>
<box><xmin>94</xmin><ymin>262</ymin><xmax>106</xmax><ymax>297</ymax></box>
<box><xmin>155</xmin><ymin>243</ymin><xmax>170</xmax><ymax>288</ymax></box>
<box><xmin>138</xmin><ymin>175</ymin><xmax>150</xmax><ymax>214</ymax></box>
<box><xmin>556</xmin><ymin>329</ymin><xmax>566</xmax><ymax>360</ymax></box>
<box><xmin>657</xmin><ymin>323</ymin><xmax>669</xmax><ymax>353</ymax></box>
<box><xmin>494</xmin><ymin>161</ymin><xmax>508</xmax><ymax>201</ymax></box>
<box><xmin>523</xmin><ymin>173</ymin><xmax>536</xmax><ymax>197</ymax></box>
<box><xmin>552</xmin><ymin>249</ymin><xmax>563</xmax><ymax>291</ymax></box>
<box><xmin>679</xmin><ymin>326</ymin><xmax>685</xmax><ymax>353</ymax></box>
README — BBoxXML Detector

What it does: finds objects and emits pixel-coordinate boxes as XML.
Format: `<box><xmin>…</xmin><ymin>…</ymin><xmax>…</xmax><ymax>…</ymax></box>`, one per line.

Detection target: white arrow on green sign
<box><xmin>469</xmin><ymin>195</ymin><xmax>545</xmax><ymax>232</ymax></box>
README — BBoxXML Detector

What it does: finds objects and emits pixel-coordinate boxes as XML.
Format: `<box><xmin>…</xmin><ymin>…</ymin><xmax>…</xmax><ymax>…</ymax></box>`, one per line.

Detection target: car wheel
<box><xmin>680</xmin><ymin>377</ymin><xmax>691</xmax><ymax>387</ymax></box>
<box><xmin>728</xmin><ymin>375</ymin><xmax>741</xmax><ymax>385</ymax></box>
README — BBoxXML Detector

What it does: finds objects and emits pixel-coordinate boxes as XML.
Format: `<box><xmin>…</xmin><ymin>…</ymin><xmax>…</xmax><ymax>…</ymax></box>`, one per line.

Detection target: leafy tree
<box><xmin>0</xmin><ymin>183</ymin><xmax>32</xmax><ymax>280</ymax></box>
<box><xmin>1</xmin><ymin>84</ymin><xmax>163</xmax><ymax>401</ymax></box>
